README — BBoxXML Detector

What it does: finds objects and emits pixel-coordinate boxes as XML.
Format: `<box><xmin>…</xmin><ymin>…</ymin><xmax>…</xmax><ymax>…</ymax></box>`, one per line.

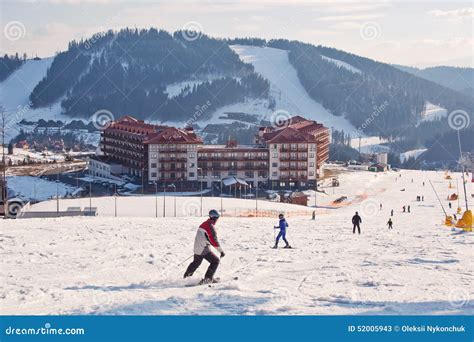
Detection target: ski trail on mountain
<box><xmin>230</xmin><ymin>45</ymin><xmax>359</xmax><ymax>133</ymax></box>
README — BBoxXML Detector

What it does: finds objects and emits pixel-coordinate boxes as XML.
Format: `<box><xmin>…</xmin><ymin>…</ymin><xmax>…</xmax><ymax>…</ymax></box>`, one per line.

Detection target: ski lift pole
<box><xmin>457</xmin><ymin>130</ymin><xmax>469</xmax><ymax>211</ymax></box>
<box><xmin>429</xmin><ymin>180</ymin><xmax>447</xmax><ymax>216</ymax></box>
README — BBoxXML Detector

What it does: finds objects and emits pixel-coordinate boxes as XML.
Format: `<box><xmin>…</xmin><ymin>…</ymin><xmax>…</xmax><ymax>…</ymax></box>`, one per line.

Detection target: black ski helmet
<box><xmin>209</xmin><ymin>209</ymin><xmax>220</xmax><ymax>220</ymax></box>
<box><xmin>278</xmin><ymin>213</ymin><xmax>284</xmax><ymax>219</ymax></box>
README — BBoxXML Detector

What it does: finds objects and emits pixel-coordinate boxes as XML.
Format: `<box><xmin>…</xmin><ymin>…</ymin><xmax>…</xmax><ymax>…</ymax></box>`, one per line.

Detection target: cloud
<box><xmin>316</xmin><ymin>14</ymin><xmax>383</xmax><ymax>22</ymax></box>
<box><xmin>428</xmin><ymin>7</ymin><xmax>474</xmax><ymax>19</ymax></box>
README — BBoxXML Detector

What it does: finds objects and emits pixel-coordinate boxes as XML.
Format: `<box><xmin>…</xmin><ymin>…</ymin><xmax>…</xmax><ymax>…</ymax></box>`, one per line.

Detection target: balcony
<box><xmin>158</xmin><ymin>157</ymin><xmax>188</xmax><ymax>162</ymax></box>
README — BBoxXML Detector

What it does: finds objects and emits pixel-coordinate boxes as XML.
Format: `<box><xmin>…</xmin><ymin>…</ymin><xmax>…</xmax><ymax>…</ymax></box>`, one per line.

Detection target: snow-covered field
<box><xmin>7</xmin><ymin>176</ymin><xmax>81</xmax><ymax>201</ymax></box>
<box><xmin>1</xmin><ymin>169</ymin><xmax>472</xmax><ymax>315</ymax></box>
<box><xmin>400</xmin><ymin>148</ymin><xmax>428</xmax><ymax>162</ymax></box>
<box><xmin>420</xmin><ymin>102</ymin><xmax>448</xmax><ymax>123</ymax></box>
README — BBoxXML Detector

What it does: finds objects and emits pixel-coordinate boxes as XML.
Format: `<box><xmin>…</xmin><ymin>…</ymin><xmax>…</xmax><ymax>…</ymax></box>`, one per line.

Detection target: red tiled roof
<box><xmin>264</xmin><ymin>127</ymin><xmax>316</xmax><ymax>143</ymax></box>
<box><xmin>144</xmin><ymin>127</ymin><xmax>203</xmax><ymax>144</ymax></box>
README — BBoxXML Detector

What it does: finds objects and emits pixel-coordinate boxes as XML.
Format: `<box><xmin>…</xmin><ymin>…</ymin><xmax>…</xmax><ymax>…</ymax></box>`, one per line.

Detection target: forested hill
<box><xmin>394</xmin><ymin>65</ymin><xmax>474</xmax><ymax>97</ymax></box>
<box><xmin>29</xmin><ymin>28</ymin><xmax>269</xmax><ymax>122</ymax></box>
<box><xmin>228</xmin><ymin>38</ymin><xmax>473</xmax><ymax>139</ymax></box>
<box><xmin>0</xmin><ymin>53</ymin><xmax>25</xmax><ymax>82</ymax></box>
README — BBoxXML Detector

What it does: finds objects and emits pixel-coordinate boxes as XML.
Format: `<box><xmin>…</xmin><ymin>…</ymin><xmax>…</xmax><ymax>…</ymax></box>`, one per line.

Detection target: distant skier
<box><xmin>387</xmin><ymin>218</ymin><xmax>393</xmax><ymax>229</ymax></box>
<box><xmin>273</xmin><ymin>213</ymin><xmax>291</xmax><ymax>248</ymax></box>
<box><xmin>352</xmin><ymin>212</ymin><xmax>362</xmax><ymax>234</ymax></box>
<box><xmin>449</xmin><ymin>202</ymin><xmax>452</xmax><ymax>209</ymax></box>
<box><xmin>422</xmin><ymin>196</ymin><xmax>424</xmax><ymax>201</ymax></box>
<box><xmin>184</xmin><ymin>209</ymin><xmax>225</xmax><ymax>284</ymax></box>
<box><xmin>380</xmin><ymin>203</ymin><xmax>382</xmax><ymax>210</ymax></box>
<box><xmin>402</xmin><ymin>205</ymin><xmax>406</xmax><ymax>213</ymax></box>
<box><xmin>408</xmin><ymin>205</ymin><xmax>411</xmax><ymax>213</ymax></box>
<box><xmin>391</xmin><ymin>209</ymin><xmax>394</xmax><ymax>217</ymax></box>
<box><xmin>423</xmin><ymin>181</ymin><xmax>425</xmax><ymax>186</ymax></box>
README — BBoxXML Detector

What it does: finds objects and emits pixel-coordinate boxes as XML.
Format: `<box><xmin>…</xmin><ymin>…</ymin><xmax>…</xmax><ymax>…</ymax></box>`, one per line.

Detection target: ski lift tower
<box><xmin>1</xmin><ymin>110</ymin><xmax>8</xmax><ymax>218</ymax></box>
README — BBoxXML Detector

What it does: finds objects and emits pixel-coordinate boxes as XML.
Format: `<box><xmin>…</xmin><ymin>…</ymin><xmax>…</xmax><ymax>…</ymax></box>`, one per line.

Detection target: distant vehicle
<box><xmin>266</xmin><ymin>193</ymin><xmax>278</xmax><ymax>200</ymax></box>
<box><xmin>0</xmin><ymin>197</ymin><xmax>27</xmax><ymax>218</ymax></box>
<box><xmin>332</xmin><ymin>196</ymin><xmax>347</xmax><ymax>204</ymax></box>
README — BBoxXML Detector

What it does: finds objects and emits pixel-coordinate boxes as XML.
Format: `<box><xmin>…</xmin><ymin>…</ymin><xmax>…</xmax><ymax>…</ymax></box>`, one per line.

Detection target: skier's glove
<box><xmin>220</xmin><ymin>251</ymin><xmax>226</xmax><ymax>258</ymax></box>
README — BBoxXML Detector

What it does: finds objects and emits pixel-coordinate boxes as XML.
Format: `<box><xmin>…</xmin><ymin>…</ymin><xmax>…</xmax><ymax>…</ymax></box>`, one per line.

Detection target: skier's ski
<box><xmin>185</xmin><ymin>276</ymin><xmax>238</xmax><ymax>287</ymax></box>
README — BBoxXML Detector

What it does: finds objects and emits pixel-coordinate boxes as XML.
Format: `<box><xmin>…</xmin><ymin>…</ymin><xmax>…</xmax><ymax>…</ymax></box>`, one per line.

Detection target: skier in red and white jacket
<box><xmin>184</xmin><ymin>209</ymin><xmax>225</xmax><ymax>284</ymax></box>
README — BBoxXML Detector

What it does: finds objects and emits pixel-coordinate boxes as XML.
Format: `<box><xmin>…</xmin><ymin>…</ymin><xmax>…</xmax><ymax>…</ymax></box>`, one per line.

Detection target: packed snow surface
<box><xmin>1</xmin><ymin>169</ymin><xmax>472</xmax><ymax>315</ymax></box>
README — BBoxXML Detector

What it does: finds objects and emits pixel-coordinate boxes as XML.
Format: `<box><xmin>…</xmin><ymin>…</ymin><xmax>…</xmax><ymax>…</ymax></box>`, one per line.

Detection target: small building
<box><xmin>16</xmin><ymin>140</ymin><xmax>29</xmax><ymax>149</ymax></box>
<box><xmin>87</xmin><ymin>155</ymin><xmax>124</xmax><ymax>180</ymax></box>
<box><xmin>279</xmin><ymin>191</ymin><xmax>309</xmax><ymax>206</ymax></box>
<box><xmin>369</xmin><ymin>163</ymin><xmax>388</xmax><ymax>172</ymax></box>
<box><xmin>376</xmin><ymin>152</ymin><xmax>388</xmax><ymax>165</ymax></box>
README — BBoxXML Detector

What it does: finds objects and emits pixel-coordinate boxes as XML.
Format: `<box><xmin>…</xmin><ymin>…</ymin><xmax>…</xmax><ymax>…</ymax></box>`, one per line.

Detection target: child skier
<box><xmin>273</xmin><ymin>213</ymin><xmax>291</xmax><ymax>248</ymax></box>
<box><xmin>183</xmin><ymin>209</ymin><xmax>225</xmax><ymax>285</ymax></box>
<box><xmin>387</xmin><ymin>218</ymin><xmax>393</xmax><ymax>229</ymax></box>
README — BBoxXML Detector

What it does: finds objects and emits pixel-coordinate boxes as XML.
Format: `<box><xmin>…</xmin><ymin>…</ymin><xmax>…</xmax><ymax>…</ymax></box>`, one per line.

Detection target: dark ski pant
<box><xmin>276</xmin><ymin>230</ymin><xmax>289</xmax><ymax>246</ymax></box>
<box><xmin>184</xmin><ymin>251</ymin><xmax>220</xmax><ymax>280</ymax></box>
<box><xmin>353</xmin><ymin>224</ymin><xmax>361</xmax><ymax>234</ymax></box>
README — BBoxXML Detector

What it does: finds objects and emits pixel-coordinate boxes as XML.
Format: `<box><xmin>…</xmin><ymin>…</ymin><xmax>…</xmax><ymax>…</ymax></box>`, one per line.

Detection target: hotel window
<box><xmin>309</xmin><ymin>162</ymin><xmax>314</xmax><ymax>167</ymax></box>
<box><xmin>272</xmin><ymin>172</ymin><xmax>278</xmax><ymax>176</ymax></box>
<box><xmin>189</xmin><ymin>153</ymin><xmax>195</xmax><ymax>158</ymax></box>
<box><xmin>151</xmin><ymin>163</ymin><xmax>157</xmax><ymax>168</ymax></box>
<box><xmin>309</xmin><ymin>153</ymin><xmax>315</xmax><ymax>158</ymax></box>
<box><xmin>151</xmin><ymin>172</ymin><xmax>157</xmax><ymax>178</ymax></box>
<box><xmin>272</xmin><ymin>162</ymin><xmax>278</xmax><ymax>167</ymax></box>
<box><xmin>272</xmin><ymin>153</ymin><xmax>278</xmax><ymax>158</ymax></box>
<box><xmin>310</xmin><ymin>144</ymin><xmax>316</xmax><ymax>150</ymax></box>
<box><xmin>309</xmin><ymin>171</ymin><xmax>314</xmax><ymax>176</ymax></box>
<box><xmin>273</xmin><ymin>144</ymin><xmax>277</xmax><ymax>149</ymax></box>
<box><xmin>189</xmin><ymin>172</ymin><xmax>195</xmax><ymax>177</ymax></box>
<box><xmin>245</xmin><ymin>171</ymin><xmax>254</xmax><ymax>178</ymax></box>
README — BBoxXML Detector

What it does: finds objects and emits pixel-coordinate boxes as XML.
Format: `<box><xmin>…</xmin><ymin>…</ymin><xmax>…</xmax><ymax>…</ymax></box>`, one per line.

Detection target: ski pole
<box><xmin>176</xmin><ymin>255</ymin><xmax>193</xmax><ymax>267</ymax></box>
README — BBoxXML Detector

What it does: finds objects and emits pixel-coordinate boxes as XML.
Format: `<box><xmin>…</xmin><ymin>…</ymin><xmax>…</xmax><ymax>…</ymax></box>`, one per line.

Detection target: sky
<box><xmin>0</xmin><ymin>0</ymin><xmax>473</xmax><ymax>67</ymax></box>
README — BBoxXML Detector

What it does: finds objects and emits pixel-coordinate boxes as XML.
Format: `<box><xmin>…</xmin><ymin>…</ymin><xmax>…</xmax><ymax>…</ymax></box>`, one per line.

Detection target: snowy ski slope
<box><xmin>1</xmin><ymin>169</ymin><xmax>472</xmax><ymax>315</ymax></box>
<box><xmin>0</xmin><ymin>58</ymin><xmax>65</xmax><ymax>142</ymax></box>
<box><xmin>201</xmin><ymin>45</ymin><xmax>359</xmax><ymax>133</ymax></box>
